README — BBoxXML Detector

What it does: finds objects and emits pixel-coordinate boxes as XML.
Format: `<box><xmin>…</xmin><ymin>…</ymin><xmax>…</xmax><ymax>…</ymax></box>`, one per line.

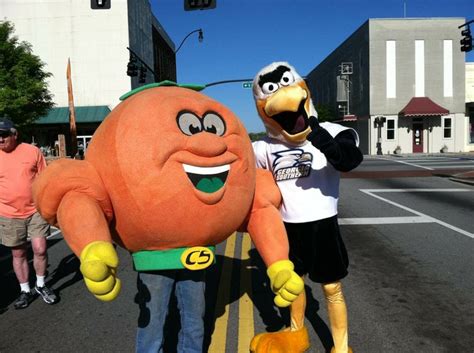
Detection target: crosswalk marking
<box><xmin>373</xmin><ymin>156</ymin><xmax>474</xmax><ymax>171</ymax></box>
<box><xmin>376</xmin><ymin>157</ymin><xmax>434</xmax><ymax>170</ymax></box>
<box><xmin>238</xmin><ymin>233</ymin><xmax>254</xmax><ymax>353</ymax></box>
<box><xmin>415</xmin><ymin>161</ymin><xmax>474</xmax><ymax>165</ymax></box>
<box><xmin>359</xmin><ymin>188</ymin><xmax>472</xmax><ymax>193</ymax></box>
<box><xmin>359</xmin><ymin>189</ymin><xmax>474</xmax><ymax>239</ymax></box>
<box><xmin>339</xmin><ymin>216</ymin><xmax>433</xmax><ymax>225</ymax></box>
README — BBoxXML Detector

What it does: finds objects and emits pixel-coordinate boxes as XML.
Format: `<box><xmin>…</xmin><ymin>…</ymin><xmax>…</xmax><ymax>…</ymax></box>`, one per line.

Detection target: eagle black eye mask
<box><xmin>258</xmin><ymin>65</ymin><xmax>291</xmax><ymax>87</ymax></box>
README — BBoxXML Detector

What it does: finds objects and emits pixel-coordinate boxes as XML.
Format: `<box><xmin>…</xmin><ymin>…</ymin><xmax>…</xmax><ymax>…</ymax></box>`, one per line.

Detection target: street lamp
<box><xmin>174</xmin><ymin>28</ymin><xmax>203</xmax><ymax>54</ymax></box>
<box><xmin>126</xmin><ymin>29</ymin><xmax>203</xmax><ymax>83</ymax></box>
<box><xmin>374</xmin><ymin>116</ymin><xmax>386</xmax><ymax>155</ymax></box>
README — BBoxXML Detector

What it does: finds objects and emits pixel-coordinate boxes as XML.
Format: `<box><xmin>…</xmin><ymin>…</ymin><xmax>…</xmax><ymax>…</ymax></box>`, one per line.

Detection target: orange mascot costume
<box><xmin>32</xmin><ymin>82</ymin><xmax>304</xmax><ymax>352</ymax></box>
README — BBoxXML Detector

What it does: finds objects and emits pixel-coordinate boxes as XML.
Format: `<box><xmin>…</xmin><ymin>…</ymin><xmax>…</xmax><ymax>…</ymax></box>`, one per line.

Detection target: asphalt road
<box><xmin>336</xmin><ymin>176</ymin><xmax>474</xmax><ymax>353</ymax></box>
<box><xmin>0</xmin><ymin>154</ymin><xmax>473</xmax><ymax>353</ymax></box>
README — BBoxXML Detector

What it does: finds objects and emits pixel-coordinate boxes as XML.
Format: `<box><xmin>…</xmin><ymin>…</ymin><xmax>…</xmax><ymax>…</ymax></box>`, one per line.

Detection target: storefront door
<box><xmin>412</xmin><ymin>123</ymin><xmax>423</xmax><ymax>153</ymax></box>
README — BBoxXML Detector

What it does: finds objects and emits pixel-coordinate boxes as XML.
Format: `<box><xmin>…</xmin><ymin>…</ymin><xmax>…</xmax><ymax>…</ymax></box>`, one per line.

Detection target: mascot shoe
<box><xmin>249</xmin><ymin>326</ymin><xmax>309</xmax><ymax>353</ymax></box>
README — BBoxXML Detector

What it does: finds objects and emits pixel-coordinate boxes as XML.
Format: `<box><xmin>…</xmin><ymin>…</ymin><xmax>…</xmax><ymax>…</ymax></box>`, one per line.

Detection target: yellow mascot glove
<box><xmin>79</xmin><ymin>241</ymin><xmax>121</xmax><ymax>302</ymax></box>
<box><xmin>267</xmin><ymin>260</ymin><xmax>304</xmax><ymax>307</ymax></box>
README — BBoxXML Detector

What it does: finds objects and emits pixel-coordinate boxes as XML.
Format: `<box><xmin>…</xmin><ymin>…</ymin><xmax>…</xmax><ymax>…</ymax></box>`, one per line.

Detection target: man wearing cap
<box><xmin>0</xmin><ymin>117</ymin><xmax>58</xmax><ymax>309</ymax></box>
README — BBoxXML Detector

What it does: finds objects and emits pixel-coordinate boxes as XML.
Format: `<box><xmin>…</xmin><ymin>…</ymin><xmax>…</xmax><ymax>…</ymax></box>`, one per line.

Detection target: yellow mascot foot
<box><xmin>249</xmin><ymin>326</ymin><xmax>309</xmax><ymax>353</ymax></box>
<box><xmin>330</xmin><ymin>346</ymin><xmax>354</xmax><ymax>353</ymax></box>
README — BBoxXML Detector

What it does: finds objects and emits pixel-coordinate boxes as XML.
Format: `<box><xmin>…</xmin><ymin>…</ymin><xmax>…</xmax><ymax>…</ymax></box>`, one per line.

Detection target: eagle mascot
<box><xmin>250</xmin><ymin>63</ymin><xmax>363</xmax><ymax>353</ymax></box>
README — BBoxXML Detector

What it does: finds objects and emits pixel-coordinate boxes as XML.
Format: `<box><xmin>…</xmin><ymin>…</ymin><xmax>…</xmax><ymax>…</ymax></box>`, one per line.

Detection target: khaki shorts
<box><xmin>0</xmin><ymin>212</ymin><xmax>50</xmax><ymax>247</ymax></box>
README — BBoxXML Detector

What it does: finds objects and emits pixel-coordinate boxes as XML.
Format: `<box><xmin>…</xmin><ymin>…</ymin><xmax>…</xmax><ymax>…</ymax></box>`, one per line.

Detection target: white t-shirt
<box><xmin>253</xmin><ymin>122</ymin><xmax>356</xmax><ymax>223</ymax></box>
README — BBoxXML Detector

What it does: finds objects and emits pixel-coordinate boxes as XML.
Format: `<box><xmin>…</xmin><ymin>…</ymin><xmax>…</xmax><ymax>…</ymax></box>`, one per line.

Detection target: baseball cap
<box><xmin>0</xmin><ymin>117</ymin><xmax>15</xmax><ymax>132</ymax></box>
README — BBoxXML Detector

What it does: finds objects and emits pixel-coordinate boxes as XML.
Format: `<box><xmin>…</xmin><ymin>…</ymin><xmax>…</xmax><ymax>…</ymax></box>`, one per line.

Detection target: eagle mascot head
<box><xmin>252</xmin><ymin>62</ymin><xmax>317</xmax><ymax>145</ymax></box>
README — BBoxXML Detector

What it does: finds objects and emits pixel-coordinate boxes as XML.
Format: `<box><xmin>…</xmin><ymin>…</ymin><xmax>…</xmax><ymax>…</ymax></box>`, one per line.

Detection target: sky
<box><xmin>151</xmin><ymin>0</ymin><xmax>474</xmax><ymax>133</ymax></box>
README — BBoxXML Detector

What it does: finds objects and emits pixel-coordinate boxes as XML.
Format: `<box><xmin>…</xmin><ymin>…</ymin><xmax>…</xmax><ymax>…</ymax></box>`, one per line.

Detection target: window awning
<box><xmin>342</xmin><ymin>114</ymin><xmax>357</xmax><ymax>121</ymax></box>
<box><xmin>399</xmin><ymin>97</ymin><xmax>449</xmax><ymax>117</ymax></box>
<box><xmin>35</xmin><ymin>106</ymin><xmax>111</xmax><ymax>124</ymax></box>
<box><xmin>333</xmin><ymin>114</ymin><xmax>357</xmax><ymax>123</ymax></box>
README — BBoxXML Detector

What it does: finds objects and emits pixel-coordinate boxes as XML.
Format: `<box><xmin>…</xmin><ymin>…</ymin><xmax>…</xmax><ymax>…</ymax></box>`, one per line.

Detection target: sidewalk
<box><xmin>370</xmin><ymin>152</ymin><xmax>474</xmax><ymax>185</ymax></box>
<box><xmin>448</xmin><ymin>170</ymin><xmax>474</xmax><ymax>185</ymax></box>
<box><xmin>388</xmin><ymin>152</ymin><xmax>474</xmax><ymax>185</ymax></box>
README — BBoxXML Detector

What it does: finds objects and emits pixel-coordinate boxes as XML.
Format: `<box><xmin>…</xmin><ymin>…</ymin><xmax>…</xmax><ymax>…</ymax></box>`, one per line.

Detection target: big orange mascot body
<box><xmin>33</xmin><ymin>82</ymin><xmax>303</xmax><ymax>352</ymax></box>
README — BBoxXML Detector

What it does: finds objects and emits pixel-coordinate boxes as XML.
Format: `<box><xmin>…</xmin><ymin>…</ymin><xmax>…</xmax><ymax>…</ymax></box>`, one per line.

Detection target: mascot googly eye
<box><xmin>279</xmin><ymin>70</ymin><xmax>295</xmax><ymax>87</ymax></box>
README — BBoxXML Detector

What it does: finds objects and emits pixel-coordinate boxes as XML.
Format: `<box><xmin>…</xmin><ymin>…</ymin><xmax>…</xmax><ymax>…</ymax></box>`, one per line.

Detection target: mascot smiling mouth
<box><xmin>270</xmin><ymin>101</ymin><xmax>308</xmax><ymax>135</ymax></box>
<box><xmin>183</xmin><ymin>164</ymin><xmax>230</xmax><ymax>193</ymax></box>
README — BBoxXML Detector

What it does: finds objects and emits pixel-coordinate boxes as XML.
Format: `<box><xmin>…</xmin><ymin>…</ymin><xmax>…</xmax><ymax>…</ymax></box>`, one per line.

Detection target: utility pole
<box><xmin>374</xmin><ymin>116</ymin><xmax>386</xmax><ymax>155</ymax></box>
<box><xmin>339</xmin><ymin>62</ymin><xmax>353</xmax><ymax>115</ymax></box>
<box><xmin>66</xmin><ymin>58</ymin><xmax>77</xmax><ymax>158</ymax></box>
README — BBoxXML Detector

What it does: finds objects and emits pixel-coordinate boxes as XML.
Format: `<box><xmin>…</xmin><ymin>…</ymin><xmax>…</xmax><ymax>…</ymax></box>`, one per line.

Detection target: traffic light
<box><xmin>184</xmin><ymin>0</ymin><xmax>216</xmax><ymax>11</ymax></box>
<box><xmin>91</xmin><ymin>0</ymin><xmax>110</xmax><ymax>9</ymax></box>
<box><xmin>138</xmin><ymin>66</ymin><xmax>147</xmax><ymax>84</ymax></box>
<box><xmin>460</xmin><ymin>26</ymin><xmax>472</xmax><ymax>52</ymax></box>
<box><xmin>126</xmin><ymin>57</ymin><xmax>138</xmax><ymax>77</ymax></box>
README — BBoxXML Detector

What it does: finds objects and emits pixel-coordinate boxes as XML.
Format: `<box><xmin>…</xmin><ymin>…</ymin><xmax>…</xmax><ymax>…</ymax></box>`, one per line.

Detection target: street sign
<box><xmin>340</xmin><ymin>62</ymin><xmax>353</xmax><ymax>75</ymax></box>
<box><xmin>242</xmin><ymin>82</ymin><xmax>252</xmax><ymax>89</ymax></box>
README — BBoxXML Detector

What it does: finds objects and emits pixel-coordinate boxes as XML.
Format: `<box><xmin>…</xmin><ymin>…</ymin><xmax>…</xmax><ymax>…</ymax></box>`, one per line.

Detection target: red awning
<box><xmin>333</xmin><ymin>114</ymin><xmax>357</xmax><ymax>123</ymax></box>
<box><xmin>399</xmin><ymin>97</ymin><xmax>449</xmax><ymax>117</ymax></box>
<box><xmin>342</xmin><ymin>114</ymin><xmax>357</xmax><ymax>121</ymax></box>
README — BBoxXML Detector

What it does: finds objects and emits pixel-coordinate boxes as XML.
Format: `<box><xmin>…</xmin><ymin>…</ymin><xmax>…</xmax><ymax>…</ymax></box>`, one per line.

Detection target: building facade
<box><xmin>0</xmin><ymin>0</ymin><xmax>176</xmax><ymax>151</ymax></box>
<box><xmin>466</xmin><ymin>62</ymin><xmax>474</xmax><ymax>145</ymax></box>
<box><xmin>306</xmin><ymin>18</ymin><xmax>471</xmax><ymax>155</ymax></box>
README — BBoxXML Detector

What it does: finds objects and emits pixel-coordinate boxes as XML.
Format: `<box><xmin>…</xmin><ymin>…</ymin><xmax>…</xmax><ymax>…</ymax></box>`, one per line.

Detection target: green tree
<box><xmin>0</xmin><ymin>21</ymin><xmax>53</xmax><ymax>127</ymax></box>
<box><xmin>314</xmin><ymin>103</ymin><xmax>336</xmax><ymax>122</ymax></box>
<box><xmin>248</xmin><ymin>131</ymin><xmax>267</xmax><ymax>142</ymax></box>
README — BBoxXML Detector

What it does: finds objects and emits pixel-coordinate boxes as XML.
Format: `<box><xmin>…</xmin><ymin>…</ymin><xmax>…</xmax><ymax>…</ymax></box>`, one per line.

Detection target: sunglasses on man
<box><xmin>0</xmin><ymin>131</ymin><xmax>12</xmax><ymax>138</ymax></box>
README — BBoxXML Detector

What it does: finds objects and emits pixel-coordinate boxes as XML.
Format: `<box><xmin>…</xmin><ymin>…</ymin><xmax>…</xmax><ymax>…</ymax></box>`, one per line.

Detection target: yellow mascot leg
<box><xmin>322</xmin><ymin>281</ymin><xmax>353</xmax><ymax>353</ymax></box>
<box><xmin>250</xmin><ymin>277</ymin><xmax>310</xmax><ymax>353</ymax></box>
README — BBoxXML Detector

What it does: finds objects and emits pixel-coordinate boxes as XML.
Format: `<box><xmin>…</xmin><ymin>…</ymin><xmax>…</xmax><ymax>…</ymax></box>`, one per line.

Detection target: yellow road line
<box><xmin>208</xmin><ymin>232</ymin><xmax>236</xmax><ymax>353</ymax></box>
<box><xmin>238</xmin><ymin>232</ymin><xmax>254</xmax><ymax>353</ymax></box>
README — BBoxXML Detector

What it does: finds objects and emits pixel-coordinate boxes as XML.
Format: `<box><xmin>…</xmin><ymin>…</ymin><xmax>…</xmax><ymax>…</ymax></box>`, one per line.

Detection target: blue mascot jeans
<box><xmin>135</xmin><ymin>269</ymin><xmax>206</xmax><ymax>353</ymax></box>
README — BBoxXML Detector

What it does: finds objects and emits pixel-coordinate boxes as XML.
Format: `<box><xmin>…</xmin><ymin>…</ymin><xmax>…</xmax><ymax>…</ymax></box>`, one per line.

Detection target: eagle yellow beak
<box><xmin>264</xmin><ymin>85</ymin><xmax>307</xmax><ymax>117</ymax></box>
<box><xmin>256</xmin><ymin>82</ymin><xmax>312</xmax><ymax>144</ymax></box>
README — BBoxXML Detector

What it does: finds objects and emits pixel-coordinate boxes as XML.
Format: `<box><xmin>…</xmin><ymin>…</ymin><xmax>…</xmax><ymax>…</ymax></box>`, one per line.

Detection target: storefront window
<box><xmin>386</xmin><ymin>119</ymin><xmax>395</xmax><ymax>140</ymax></box>
<box><xmin>443</xmin><ymin>117</ymin><xmax>452</xmax><ymax>138</ymax></box>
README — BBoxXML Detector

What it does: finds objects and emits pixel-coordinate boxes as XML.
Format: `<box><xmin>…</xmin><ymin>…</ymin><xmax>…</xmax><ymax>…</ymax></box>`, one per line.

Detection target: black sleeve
<box><xmin>306</xmin><ymin>117</ymin><xmax>363</xmax><ymax>172</ymax></box>
<box><xmin>323</xmin><ymin>130</ymin><xmax>363</xmax><ymax>172</ymax></box>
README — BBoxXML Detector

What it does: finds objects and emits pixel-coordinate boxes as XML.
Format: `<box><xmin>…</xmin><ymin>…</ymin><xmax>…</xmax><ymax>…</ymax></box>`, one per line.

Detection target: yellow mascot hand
<box><xmin>79</xmin><ymin>241</ymin><xmax>121</xmax><ymax>302</ymax></box>
<box><xmin>267</xmin><ymin>260</ymin><xmax>304</xmax><ymax>307</ymax></box>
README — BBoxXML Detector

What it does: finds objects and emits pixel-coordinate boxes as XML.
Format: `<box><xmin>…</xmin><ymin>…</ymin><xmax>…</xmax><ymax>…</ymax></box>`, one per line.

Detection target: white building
<box><xmin>307</xmin><ymin>18</ymin><xmax>473</xmax><ymax>155</ymax></box>
<box><xmin>1</xmin><ymin>0</ymin><xmax>176</xmax><ymax>149</ymax></box>
<box><xmin>466</xmin><ymin>62</ymin><xmax>474</xmax><ymax>145</ymax></box>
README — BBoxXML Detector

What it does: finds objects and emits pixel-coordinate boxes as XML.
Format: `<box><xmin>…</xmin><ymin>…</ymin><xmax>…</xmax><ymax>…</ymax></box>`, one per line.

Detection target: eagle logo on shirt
<box><xmin>272</xmin><ymin>149</ymin><xmax>312</xmax><ymax>181</ymax></box>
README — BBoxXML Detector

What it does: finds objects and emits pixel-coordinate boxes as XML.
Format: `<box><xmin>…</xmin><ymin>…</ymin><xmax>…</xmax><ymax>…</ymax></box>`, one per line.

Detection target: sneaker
<box><xmin>35</xmin><ymin>285</ymin><xmax>58</xmax><ymax>304</ymax></box>
<box><xmin>14</xmin><ymin>291</ymin><xmax>33</xmax><ymax>309</ymax></box>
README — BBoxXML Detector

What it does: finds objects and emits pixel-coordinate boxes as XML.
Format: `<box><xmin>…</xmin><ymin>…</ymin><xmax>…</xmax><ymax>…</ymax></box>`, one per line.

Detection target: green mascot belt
<box><xmin>132</xmin><ymin>246</ymin><xmax>216</xmax><ymax>271</ymax></box>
